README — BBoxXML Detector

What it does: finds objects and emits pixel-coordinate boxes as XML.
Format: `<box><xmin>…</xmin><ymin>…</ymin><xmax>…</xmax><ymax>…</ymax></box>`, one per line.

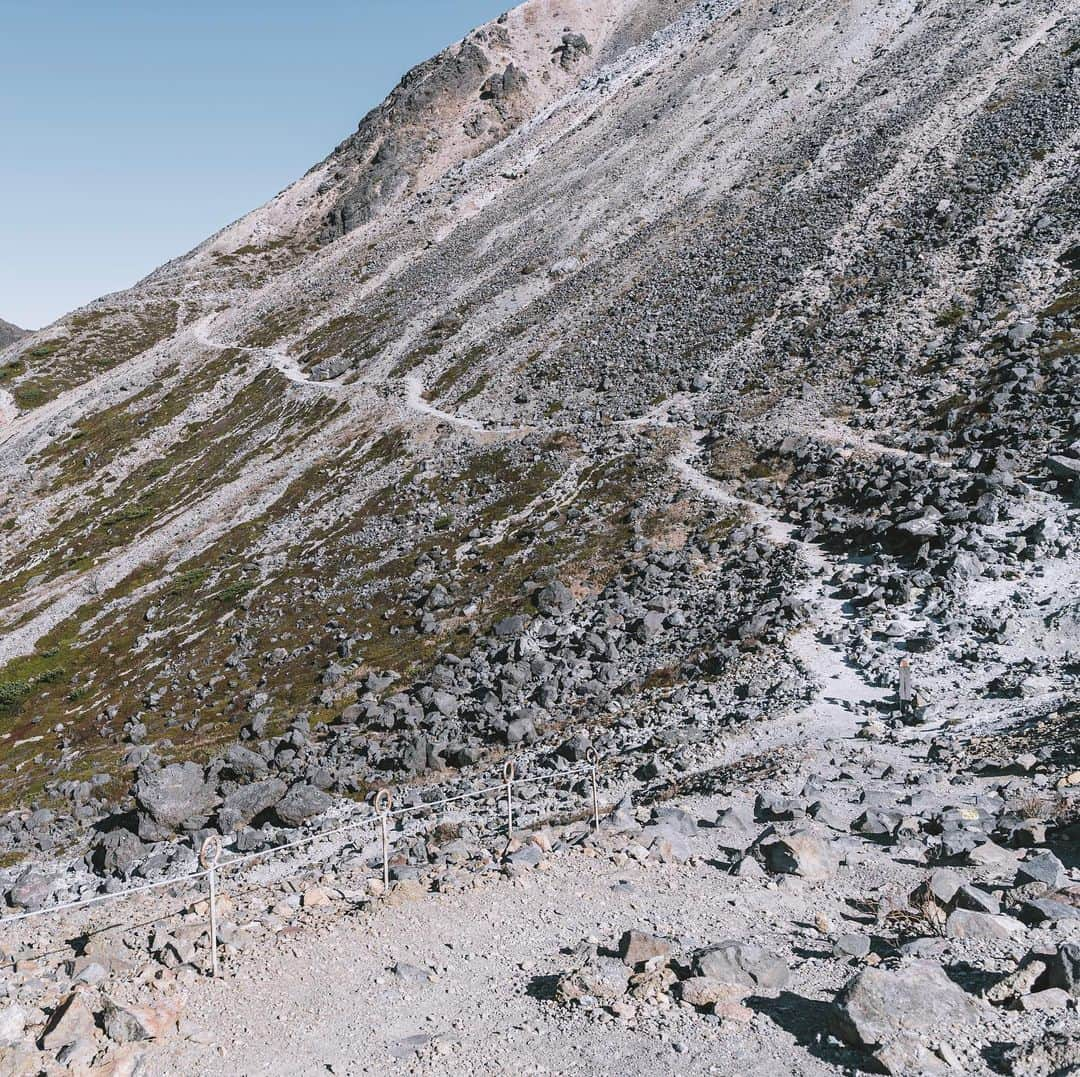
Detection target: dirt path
<box><xmin>402</xmin><ymin>376</ymin><xmax>534</xmax><ymax>436</ymax></box>
<box><xmin>669</xmin><ymin>431</ymin><xmax>820</xmax><ymax>563</ymax></box>
<box><xmin>148</xmin><ymin>413</ymin><xmax>893</xmax><ymax>1077</ymax></box>
<box><xmin>189</xmin><ymin>321</ymin><xmax>352</xmax><ymax>397</ymax></box>
<box><xmin>668</xmin><ymin>429</ymin><xmax>885</xmax><ymax>729</ymax></box>
<box><xmin>154</xmin><ymin>788</ymin><xmax>852</xmax><ymax>1077</ymax></box>
<box><xmin>192</xmin><ymin>320</ymin><xmax>532</xmax><ymax>438</ymax></box>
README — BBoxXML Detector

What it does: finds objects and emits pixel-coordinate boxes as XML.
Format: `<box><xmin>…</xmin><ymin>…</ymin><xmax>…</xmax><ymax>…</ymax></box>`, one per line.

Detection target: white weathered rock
<box><xmin>0</xmin><ymin>1005</ymin><xmax>26</xmax><ymax>1049</ymax></box>
<box><xmin>761</xmin><ymin>831</ymin><xmax>835</xmax><ymax>881</ymax></box>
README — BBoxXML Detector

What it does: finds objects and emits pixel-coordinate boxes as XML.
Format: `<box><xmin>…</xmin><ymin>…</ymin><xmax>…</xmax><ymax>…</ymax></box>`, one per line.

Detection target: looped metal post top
<box><xmin>199</xmin><ymin>835</ymin><xmax>223</xmax><ymax>870</ymax></box>
<box><xmin>585</xmin><ymin>746</ymin><xmax>599</xmax><ymax>766</ymax></box>
<box><xmin>374</xmin><ymin>789</ymin><xmax>393</xmax><ymax>816</ymax></box>
<box><xmin>503</xmin><ymin>758</ymin><xmax>516</xmax><ymax>841</ymax></box>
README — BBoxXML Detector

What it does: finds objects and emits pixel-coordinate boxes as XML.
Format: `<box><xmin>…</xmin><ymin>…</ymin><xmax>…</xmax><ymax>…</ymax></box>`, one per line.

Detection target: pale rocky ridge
<box><xmin>0</xmin><ymin>0</ymin><xmax>1078</xmax><ymax>1072</ymax></box>
<box><xmin>0</xmin><ymin>320</ymin><xmax>25</xmax><ymax>350</ymax></box>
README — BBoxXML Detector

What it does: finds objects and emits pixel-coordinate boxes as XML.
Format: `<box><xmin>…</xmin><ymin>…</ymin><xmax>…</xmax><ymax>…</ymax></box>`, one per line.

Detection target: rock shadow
<box><xmin>525</xmin><ymin>973</ymin><xmax>562</xmax><ymax>1001</ymax></box>
<box><xmin>746</xmin><ymin>991</ymin><xmax>870</xmax><ymax>1071</ymax></box>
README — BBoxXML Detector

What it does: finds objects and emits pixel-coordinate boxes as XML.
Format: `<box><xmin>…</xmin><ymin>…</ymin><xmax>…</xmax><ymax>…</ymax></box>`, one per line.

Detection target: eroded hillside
<box><xmin>1</xmin><ymin>0</ymin><xmax>1079</xmax><ymax>1073</ymax></box>
<box><xmin>0</xmin><ymin>0</ymin><xmax>1075</xmax><ymax>907</ymax></box>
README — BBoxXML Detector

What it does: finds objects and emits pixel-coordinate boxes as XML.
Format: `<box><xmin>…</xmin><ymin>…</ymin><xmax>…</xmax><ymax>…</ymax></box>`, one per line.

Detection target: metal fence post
<box><xmin>199</xmin><ymin>836</ymin><xmax>223</xmax><ymax>979</ymax></box>
<box><xmin>375</xmin><ymin>790</ymin><xmax>393</xmax><ymax>892</ymax></box>
<box><xmin>503</xmin><ymin>759</ymin><xmax>516</xmax><ymax>842</ymax></box>
<box><xmin>586</xmin><ymin>747</ymin><xmax>600</xmax><ymax>832</ymax></box>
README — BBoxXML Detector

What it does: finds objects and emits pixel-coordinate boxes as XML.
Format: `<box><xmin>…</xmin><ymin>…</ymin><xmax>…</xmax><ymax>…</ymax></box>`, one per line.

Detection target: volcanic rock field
<box><xmin>0</xmin><ymin>0</ymin><xmax>1078</xmax><ymax>1072</ymax></box>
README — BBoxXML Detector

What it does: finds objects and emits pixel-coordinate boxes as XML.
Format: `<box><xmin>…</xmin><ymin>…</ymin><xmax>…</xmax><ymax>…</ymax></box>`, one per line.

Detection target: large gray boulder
<box><xmin>6</xmin><ymin>868</ymin><xmax>56</xmax><ymax>910</ymax></box>
<box><xmin>494</xmin><ymin>614</ymin><xmax>526</xmax><ymax>638</ymax></box>
<box><xmin>712</xmin><ymin>804</ymin><xmax>757</xmax><ymax>852</ymax></box>
<box><xmin>536</xmin><ymin>580</ymin><xmax>575</xmax><ymax>616</ymax></box>
<box><xmin>1046</xmin><ymin>455</ymin><xmax>1080</xmax><ymax>480</ymax></box>
<box><xmin>274</xmin><ymin>783</ymin><xmax>332</xmax><ymax>828</ymax></box>
<box><xmin>222</xmin><ymin>744</ymin><xmax>269</xmax><ymax>781</ymax></box>
<box><xmin>945</xmin><ymin>909</ymin><xmax>1025</xmax><ymax>941</ymax></box>
<box><xmin>691</xmin><ymin>941</ymin><xmax>789</xmax><ymax>995</ymax></box>
<box><xmin>504</xmin><ymin>715</ymin><xmax>536</xmax><ymax>746</ymax></box>
<box><xmin>91</xmin><ymin>829</ymin><xmax>147</xmax><ymax>877</ymax></box>
<box><xmin>1042</xmin><ymin>943</ymin><xmax>1080</xmax><ymax>996</ymax></box>
<box><xmin>1014</xmin><ymin>850</ymin><xmax>1066</xmax><ymax>889</ymax></box>
<box><xmin>134</xmin><ymin>762</ymin><xmax>217</xmax><ymax>840</ymax></box>
<box><xmin>218</xmin><ymin>778</ymin><xmax>288</xmax><ymax>833</ymax></box>
<box><xmin>829</xmin><ymin>960</ymin><xmax>983</xmax><ymax>1051</ymax></box>
<box><xmin>556</xmin><ymin>951</ymin><xmax>630</xmax><ymax>1003</ymax></box>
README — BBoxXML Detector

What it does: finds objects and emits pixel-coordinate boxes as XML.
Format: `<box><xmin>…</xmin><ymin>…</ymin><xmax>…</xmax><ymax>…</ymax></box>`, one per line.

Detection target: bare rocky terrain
<box><xmin>0</xmin><ymin>0</ymin><xmax>1078</xmax><ymax>1073</ymax></box>
<box><xmin>0</xmin><ymin>322</ymin><xmax>25</xmax><ymax>352</ymax></box>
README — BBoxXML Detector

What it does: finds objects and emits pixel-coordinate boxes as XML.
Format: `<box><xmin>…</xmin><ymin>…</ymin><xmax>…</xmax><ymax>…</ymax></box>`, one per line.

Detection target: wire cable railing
<box><xmin>1</xmin><ymin>751</ymin><xmax>603</xmax><ymax>979</ymax></box>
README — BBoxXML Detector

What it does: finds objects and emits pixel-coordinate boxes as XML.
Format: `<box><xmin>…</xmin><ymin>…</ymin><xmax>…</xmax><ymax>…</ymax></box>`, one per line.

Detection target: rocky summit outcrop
<box><xmin>0</xmin><ymin>318</ymin><xmax>25</xmax><ymax>349</ymax></box>
<box><xmin>0</xmin><ymin>0</ymin><xmax>1078</xmax><ymax>1071</ymax></box>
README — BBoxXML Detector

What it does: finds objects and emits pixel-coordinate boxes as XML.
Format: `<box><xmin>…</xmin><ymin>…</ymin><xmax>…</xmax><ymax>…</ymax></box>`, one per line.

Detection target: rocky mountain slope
<box><xmin>0</xmin><ymin>0</ymin><xmax>1078</xmax><ymax>1071</ymax></box>
<box><xmin>0</xmin><ymin>319</ymin><xmax>25</xmax><ymax>350</ymax></box>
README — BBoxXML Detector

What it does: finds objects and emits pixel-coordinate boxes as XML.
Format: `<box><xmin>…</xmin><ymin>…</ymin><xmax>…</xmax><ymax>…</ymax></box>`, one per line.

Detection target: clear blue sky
<box><xmin>1</xmin><ymin>1</ymin><xmax>509</xmax><ymax>329</ymax></box>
